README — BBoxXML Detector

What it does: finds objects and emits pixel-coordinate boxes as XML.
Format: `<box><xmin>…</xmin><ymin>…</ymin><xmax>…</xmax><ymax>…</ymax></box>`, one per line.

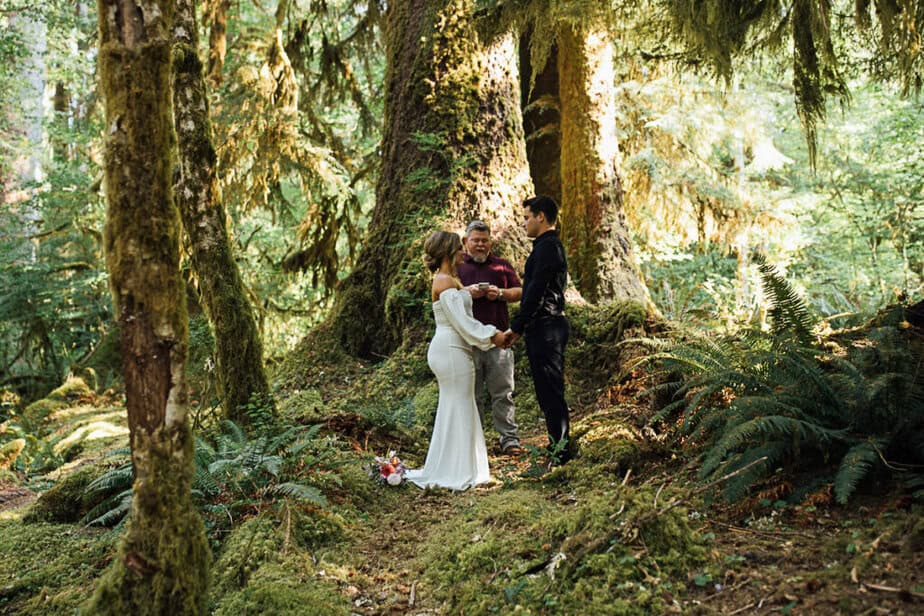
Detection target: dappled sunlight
<box><xmin>52</xmin><ymin>421</ymin><xmax>129</xmax><ymax>455</ymax></box>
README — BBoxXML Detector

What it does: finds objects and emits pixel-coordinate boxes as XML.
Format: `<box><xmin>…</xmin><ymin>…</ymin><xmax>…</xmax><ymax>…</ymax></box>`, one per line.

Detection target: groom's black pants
<box><xmin>524</xmin><ymin>315</ymin><xmax>571</xmax><ymax>463</ymax></box>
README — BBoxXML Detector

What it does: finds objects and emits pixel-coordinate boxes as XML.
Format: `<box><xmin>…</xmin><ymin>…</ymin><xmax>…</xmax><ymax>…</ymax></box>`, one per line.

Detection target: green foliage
<box><xmin>640</xmin><ymin>262</ymin><xmax>924</xmax><ymax>504</ymax></box>
<box><xmin>81</xmin><ymin>421</ymin><xmax>340</xmax><ymax>535</ymax></box>
<box><xmin>0</xmin><ymin>1</ymin><xmax>108</xmax><ymax>403</ymax></box>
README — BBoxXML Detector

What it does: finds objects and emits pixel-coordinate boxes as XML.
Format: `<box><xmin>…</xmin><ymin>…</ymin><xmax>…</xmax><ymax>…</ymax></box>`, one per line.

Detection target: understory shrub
<box><xmin>639</xmin><ymin>256</ymin><xmax>924</xmax><ymax>504</ymax></box>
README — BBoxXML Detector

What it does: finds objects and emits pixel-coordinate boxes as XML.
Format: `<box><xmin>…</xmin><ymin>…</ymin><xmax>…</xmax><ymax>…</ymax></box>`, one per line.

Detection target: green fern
<box><xmin>638</xmin><ymin>297</ymin><xmax>924</xmax><ymax>505</ymax></box>
<box><xmin>834</xmin><ymin>440</ymin><xmax>883</xmax><ymax>504</ymax></box>
<box><xmin>81</xmin><ymin>420</ymin><xmax>338</xmax><ymax>528</ymax></box>
<box><xmin>754</xmin><ymin>254</ymin><xmax>816</xmax><ymax>346</ymax></box>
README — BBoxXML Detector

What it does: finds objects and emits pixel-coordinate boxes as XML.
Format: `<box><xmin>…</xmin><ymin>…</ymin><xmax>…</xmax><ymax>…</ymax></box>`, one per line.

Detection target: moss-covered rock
<box><xmin>20</xmin><ymin>376</ymin><xmax>94</xmax><ymax>430</ymax></box>
<box><xmin>0</xmin><ymin>438</ymin><xmax>25</xmax><ymax>470</ymax></box>
<box><xmin>22</xmin><ymin>463</ymin><xmax>106</xmax><ymax>523</ymax></box>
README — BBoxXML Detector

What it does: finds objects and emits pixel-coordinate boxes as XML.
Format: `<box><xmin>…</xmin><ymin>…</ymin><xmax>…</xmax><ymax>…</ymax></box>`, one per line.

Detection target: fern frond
<box><xmin>834</xmin><ymin>440</ymin><xmax>883</xmax><ymax>504</ymax></box>
<box><xmin>704</xmin><ymin>414</ymin><xmax>845</xmax><ymax>476</ymax></box>
<box><xmin>716</xmin><ymin>444</ymin><xmax>780</xmax><ymax>502</ymax></box>
<box><xmin>267</xmin><ymin>482</ymin><xmax>327</xmax><ymax>506</ymax></box>
<box><xmin>220</xmin><ymin>419</ymin><xmax>247</xmax><ymax>445</ymax></box>
<box><xmin>84</xmin><ymin>463</ymin><xmax>133</xmax><ymax>498</ymax></box>
<box><xmin>754</xmin><ymin>254</ymin><xmax>816</xmax><ymax>345</ymax></box>
<box><xmin>82</xmin><ymin>488</ymin><xmax>132</xmax><ymax>526</ymax></box>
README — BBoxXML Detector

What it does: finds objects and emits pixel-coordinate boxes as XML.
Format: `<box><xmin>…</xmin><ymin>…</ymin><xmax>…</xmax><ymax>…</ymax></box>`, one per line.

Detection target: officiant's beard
<box><xmin>471</xmin><ymin>254</ymin><xmax>488</xmax><ymax>264</ymax></box>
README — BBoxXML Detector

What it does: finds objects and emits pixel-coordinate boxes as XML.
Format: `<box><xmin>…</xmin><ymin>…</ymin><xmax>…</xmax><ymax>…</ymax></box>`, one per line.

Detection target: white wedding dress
<box><xmin>406</xmin><ymin>288</ymin><xmax>496</xmax><ymax>490</ymax></box>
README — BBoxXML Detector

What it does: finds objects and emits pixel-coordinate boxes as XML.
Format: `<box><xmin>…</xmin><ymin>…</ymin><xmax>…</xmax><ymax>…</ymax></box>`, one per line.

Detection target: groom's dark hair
<box><xmin>524</xmin><ymin>195</ymin><xmax>559</xmax><ymax>224</ymax></box>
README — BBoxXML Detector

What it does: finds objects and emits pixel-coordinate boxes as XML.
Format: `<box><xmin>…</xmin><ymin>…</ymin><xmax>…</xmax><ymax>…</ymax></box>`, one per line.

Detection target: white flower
<box><xmin>386</xmin><ymin>472</ymin><xmax>403</xmax><ymax>486</ymax></box>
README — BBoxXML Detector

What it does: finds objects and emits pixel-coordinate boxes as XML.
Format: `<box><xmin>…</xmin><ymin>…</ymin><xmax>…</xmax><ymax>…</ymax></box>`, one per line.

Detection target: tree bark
<box><xmin>206</xmin><ymin>0</ymin><xmax>230</xmax><ymax>87</ymax></box>
<box><xmin>329</xmin><ymin>0</ymin><xmax>531</xmax><ymax>358</ymax></box>
<box><xmin>87</xmin><ymin>0</ymin><xmax>209</xmax><ymax>613</ymax></box>
<box><xmin>557</xmin><ymin>24</ymin><xmax>646</xmax><ymax>304</ymax></box>
<box><xmin>173</xmin><ymin>0</ymin><xmax>274</xmax><ymax>423</ymax></box>
<box><xmin>519</xmin><ymin>30</ymin><xmax>561</xmax><ymax>206</ymax></box>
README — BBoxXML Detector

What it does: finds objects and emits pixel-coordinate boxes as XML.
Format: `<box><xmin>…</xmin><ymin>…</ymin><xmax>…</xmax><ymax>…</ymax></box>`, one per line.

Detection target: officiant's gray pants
<box><xmin>472</xmin><ymin>346</ymin><xmax>519</xmax><ymax>450</ymax></box>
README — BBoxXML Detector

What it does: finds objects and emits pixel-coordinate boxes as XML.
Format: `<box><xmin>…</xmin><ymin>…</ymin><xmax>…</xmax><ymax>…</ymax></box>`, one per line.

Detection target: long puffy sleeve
<box><xmin>439</xmin><ymin>289</ymin><xmax>497</xmax><ymax>350</ymax></box>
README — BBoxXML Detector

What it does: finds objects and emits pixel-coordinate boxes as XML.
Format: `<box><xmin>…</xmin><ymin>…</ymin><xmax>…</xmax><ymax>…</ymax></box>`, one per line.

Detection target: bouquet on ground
<box><xmin>367</xmin><ymin>450</ymin><xmax>407</xmax><ymax>486</ymax></box>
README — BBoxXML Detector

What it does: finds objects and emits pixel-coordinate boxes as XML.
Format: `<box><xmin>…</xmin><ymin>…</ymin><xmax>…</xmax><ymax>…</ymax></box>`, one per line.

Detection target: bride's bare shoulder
<box><xmin>432</xmin><ymin>274</ymin><xmax>460</xmax><ymax>301</ymax></box>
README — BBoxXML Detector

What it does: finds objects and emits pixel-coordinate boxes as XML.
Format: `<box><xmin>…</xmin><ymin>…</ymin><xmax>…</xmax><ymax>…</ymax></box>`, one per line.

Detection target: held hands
<box><xmin>491</xmin><ymin>329</ymin><xmax>520</xmax><ymax>349</ymax></box>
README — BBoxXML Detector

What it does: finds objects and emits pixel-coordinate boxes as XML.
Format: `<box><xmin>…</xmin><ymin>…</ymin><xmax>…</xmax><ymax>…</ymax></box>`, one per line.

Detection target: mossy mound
<box><xmin>0</xmin><ymin>438</ymin><xmax>25</xmax><ymax>470</ymax></box>
<box><xmin>22</xmin><ymin>463</ymin><xmax>108</xmax><ymax>523</ymax></box>
<box><xmin>567</xmin><ymin>301</ymin><xmax>650</xmax><ymax>396</ymax></box>
<box><xmin>571</xmin><ymin>300</ymin><xmax>648</xmax><ymax>345</ymax></box>
<box><xmin>416</xmin><ymin>488</ymin><xmax>557</xmax><ymax>611</ymax></box>
<box><xmin>272</xmin><ymin>322</ymin><xmax>367</xmax><ymax>398</ymax></box>
<box><xmin>413</xmin><ymin>482</ymin><xmax>707</xmax><ymax>614</ymax></box>
<box><xmin>212</xmin><ymin>556</ymin><xmax>348</xmax><ymax>615</ymax></box>
<box><xmin>277</xmin><ymin>388</ymin><xmax>326</xmax><ymax>423</ymax></box>
<box><xmin>20</xmin><ymin>377</ymin><xmax>95</xmax><ymax>431</ymax></box>
<box><xmin>210</xmin><ymin>507</ymin><xmax>350</xmax><ymax>614</ymax></box>
<box><xmin>0</xmin><ymin>519</ymin><xmax>115</xmax><ymax>615</ymax></box>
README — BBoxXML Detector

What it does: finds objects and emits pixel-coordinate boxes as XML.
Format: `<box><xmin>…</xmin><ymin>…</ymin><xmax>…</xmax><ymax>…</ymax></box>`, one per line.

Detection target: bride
<box><xmin>406</xmin><ymin>231</ymin><xmax>508</xmax><ymax>490</ymax></box>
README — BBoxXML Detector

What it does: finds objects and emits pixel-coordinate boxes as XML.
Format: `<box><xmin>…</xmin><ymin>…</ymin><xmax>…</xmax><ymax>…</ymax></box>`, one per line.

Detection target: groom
<box><xmin>504</xmin><ymin>196</ymin><xmax>572</xmax><ymax>465</ymax></box>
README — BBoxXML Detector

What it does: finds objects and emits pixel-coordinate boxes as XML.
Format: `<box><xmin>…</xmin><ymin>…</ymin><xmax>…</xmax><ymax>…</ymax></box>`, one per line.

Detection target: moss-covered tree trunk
<box><xmin>329</xmin><ymin>0</ymin><xmax>531</xmax><ymax>358</ymax></box>
<box><xmin>87</xmin><ymin>0</ymin><xmax>209</xmax><ymax>613</ymax></box>
<box><xmin>557</xmin><ymin>24</ymin><xmax>646</xmax><ymax>304</ymax></box>
<box><xmin>520</xmin><ymin>31</ymin><xmax>561</xmax><ymax>206</ymax></box>
<box><xmin>173</xmin><ymin>0</ymin><xmax>273</xmax><ymax>423</ymax></box>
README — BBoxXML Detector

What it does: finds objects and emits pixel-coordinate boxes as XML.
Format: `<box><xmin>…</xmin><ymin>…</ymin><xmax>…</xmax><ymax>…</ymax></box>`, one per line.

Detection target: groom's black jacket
<box><xmin>510</xmin><ymin>229</ymin><xmax>567</xmax><ymax>335</ymax></box>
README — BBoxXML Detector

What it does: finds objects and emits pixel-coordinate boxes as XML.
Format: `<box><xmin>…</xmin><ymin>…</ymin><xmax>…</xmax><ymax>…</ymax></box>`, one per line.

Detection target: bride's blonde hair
<box><xmin>424</xmin><ymin>231</ymin><xmax>462</xmax><ymax>273</ymax></box>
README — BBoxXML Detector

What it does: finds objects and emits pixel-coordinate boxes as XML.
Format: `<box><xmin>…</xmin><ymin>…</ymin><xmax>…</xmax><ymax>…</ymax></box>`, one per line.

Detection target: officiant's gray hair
<box><xmin>465</xmin><ymin>220</ymin><xmax>490</xmax><ymax>236</ymax></box>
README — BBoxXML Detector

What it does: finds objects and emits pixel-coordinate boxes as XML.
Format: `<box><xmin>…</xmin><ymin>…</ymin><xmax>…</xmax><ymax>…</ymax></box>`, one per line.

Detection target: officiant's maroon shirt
<box><xmin>457</xmin><ymin>254</ymin><xmax>522</xmax><ymax>331</ymax></box>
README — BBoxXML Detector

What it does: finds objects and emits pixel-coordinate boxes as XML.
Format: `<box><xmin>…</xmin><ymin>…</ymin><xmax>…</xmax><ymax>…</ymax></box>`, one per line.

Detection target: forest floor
<box><xmin>329</xmin><ymin>406</ymin><xmax>924</xmax><ymax>616</ymax></box>
<box><xmin>1</xmin><ymin>331</ymin><xmax>923</xmax><ymax>614</ymax></box>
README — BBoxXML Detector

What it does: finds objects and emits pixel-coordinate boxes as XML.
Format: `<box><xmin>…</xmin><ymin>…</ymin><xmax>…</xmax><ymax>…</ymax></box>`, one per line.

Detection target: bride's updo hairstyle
<box><xmin>424</xmin><ymin>231</ymin><xmax>462</xmax><ymax>273</ymax></box>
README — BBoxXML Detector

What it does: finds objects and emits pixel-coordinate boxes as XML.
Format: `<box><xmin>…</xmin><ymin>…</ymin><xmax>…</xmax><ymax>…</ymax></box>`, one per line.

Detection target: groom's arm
<box><xmin>510</xmin><ymin>243</ymin><xmax>559</xmax><ymax>334</ymax></box>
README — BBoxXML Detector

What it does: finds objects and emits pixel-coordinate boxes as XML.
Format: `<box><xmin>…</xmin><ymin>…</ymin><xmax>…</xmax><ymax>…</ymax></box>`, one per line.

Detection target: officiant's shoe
<box><xmin>502</xmin><ymin>445</ymin><xmax>524</xmax><ymax>457</ymax></box>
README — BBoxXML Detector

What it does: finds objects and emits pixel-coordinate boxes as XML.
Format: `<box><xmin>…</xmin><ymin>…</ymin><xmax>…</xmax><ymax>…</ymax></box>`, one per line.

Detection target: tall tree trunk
<box><xmin>519</xmin><ymin>31</ymin><xmax>561</xmax><ymax>206</ymax></box>
<box><xmin>329</xmin><ymin>0</ymin><xmax>531</xmax><ymax>358</ymax></box>
<box><xmin>206</xmin><ymin>0</ymin><xmax>231</xmax><ymax>87</ymax></box>
<box><xmin>557</xmin><ymin>24</ymin><xmax>646</xmax><ymax>304</ymax></box>
<box><xmin>173</xmin><ymin>0</ymin><xmax>274</xmax><ymax>423</ymax></box>
<box><xmin>51</xmin><ymin>82</ymin><xmax>71</xmax><ymax>161</ymax></box>
<box><xmin>87</xmin><ymin>0</ymin><xmax>209</xmax><ymax>613</ymax></box>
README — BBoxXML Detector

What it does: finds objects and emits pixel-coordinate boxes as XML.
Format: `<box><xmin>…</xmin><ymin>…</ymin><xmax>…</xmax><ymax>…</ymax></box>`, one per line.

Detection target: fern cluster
<box><xmin>640</xmin><ymin>257</ymin><xmax>924</xmax><ymax>504</ymax></box>
<box><xmin>82</xmin><ymin>421</ymin><xmax>335</xmax><ymax>533</ymax></box>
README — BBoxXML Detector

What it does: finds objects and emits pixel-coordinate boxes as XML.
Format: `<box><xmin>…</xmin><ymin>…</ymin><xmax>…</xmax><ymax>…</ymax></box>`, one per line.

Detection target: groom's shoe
<box><xmin>503</xmin><ymin>445</ymin><xmax>524</xmax><ymax>457</ymax></box>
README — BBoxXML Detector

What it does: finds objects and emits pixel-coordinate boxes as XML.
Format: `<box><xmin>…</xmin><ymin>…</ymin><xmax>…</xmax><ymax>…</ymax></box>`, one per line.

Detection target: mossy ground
<box><xmin>1</xmin><ymin>303</ymin><xmax>922</xmax><ymax>614</ymax></box>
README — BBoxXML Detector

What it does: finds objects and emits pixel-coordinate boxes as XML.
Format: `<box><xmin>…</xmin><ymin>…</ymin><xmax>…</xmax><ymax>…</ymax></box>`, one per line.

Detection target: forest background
<box><xmin>0</xmin><ymin>0</ymin><xmax>922</xmax><ymax>614</ymax></box>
